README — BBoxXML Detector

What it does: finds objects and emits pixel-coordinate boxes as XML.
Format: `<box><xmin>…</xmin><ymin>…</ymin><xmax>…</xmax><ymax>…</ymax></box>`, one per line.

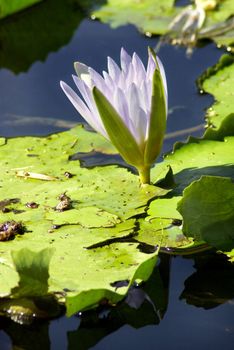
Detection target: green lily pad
<box><xmin>137</xmin><ymin>218</ymin><xmax>193</xmax><ymax>249</ymax></box>
<box><xmin>0</xmin><ymin>125</ymin><xmax>165</xmax><ymax>314</ymax></box>
<box><xmin>177</xmin><ymin>176</ymin><xmax>234</xmax><ymax>251</ymax></box>
<box><xmin>92</xmin><ymin>0</ymin><xmax>176</xmax><ymax>35</ymax></box>
<box><xmin>45</xmin><ymin>207</ymin><xmax>121</xmax><ymax>228</ymax></box>
<box><xmin>199</xmin><ymin>54</ymin><xmax>234</xmax><ymax>139</ymax></box>
<box><xmin>148</xmin><ymin>137</ymin><xmax>234</xmax><ymax>235</ymax></box>
<box><xmin>93</xmin><ymin>0</ymin><xmax>234</xmax><ymax>47</ymax></box>
<box><xmin>0</xmin><ymin>0</ymin><xmax>42</xmax><ymax>19</ymax></box>
<box><xmin>224</xmin><ymin>248</ymin><xmax>234</xmax><ymax>263</ymax></box>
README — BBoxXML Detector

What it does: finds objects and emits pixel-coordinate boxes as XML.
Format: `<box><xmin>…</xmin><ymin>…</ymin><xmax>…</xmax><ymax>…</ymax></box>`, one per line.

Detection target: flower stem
<box><xmin>138</xmin><ymin>165</ymin><xmax>151</xmax><ymax>185</ymax></box>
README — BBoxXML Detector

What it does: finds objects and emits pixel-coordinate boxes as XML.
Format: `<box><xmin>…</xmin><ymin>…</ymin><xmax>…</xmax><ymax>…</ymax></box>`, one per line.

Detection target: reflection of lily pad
<box><xmin>0</xmin><ymin>0</ymin><xmax>85</xmax><ymax>73</ymax></box>
<box><xmin>180</xmin><ymin>253</ymin><xmax>234</xmax><ymax>309</ymax></box>
<box><xmin>68</xmin><ymin>266</ymin><xmax>169</xmax><ymax>349</ymax></box>
<box><xmin>0</xmin><ymin>0</ymin><xmax>42</xmax><ymax>19</ymax></box>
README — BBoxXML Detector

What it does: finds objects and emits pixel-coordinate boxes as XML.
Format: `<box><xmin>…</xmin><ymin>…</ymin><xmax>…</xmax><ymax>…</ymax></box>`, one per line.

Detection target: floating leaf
<box><xmin>224</xmin><ymin>248</ymin><xmax>234</xmax><ymax>263</ymax></box>
<box><xmin>93</xmin><ymin>0</ymin><xmax>234</xmax><ymax>47</ymax></box>
<box><xmin>0</xmin><ymin>125</ymin><xmax>163</xmax><ymax>314</ymax></box>
<box><xmin>149</xmin><ymin>136</ymin><xmax>234</xmax><ymax>222</ymax></box>
<box><xmin>92</xmin><ymin>0</ymin><xmax>176</xmax><ymax>35</ymax></box>
<box><xmin>199</xmin><ymin>54</ymin><xmax>234</xmax><ymax>139</ymax></box>
<box><xmin>0</xmin><ymin>0</ymin><xmax>42</xmax><ymax>19</ymax></box>
<box><xmin>177</xmin><ymin>176</ymin><xmax>234</xmax><ymax>251</ymax></box>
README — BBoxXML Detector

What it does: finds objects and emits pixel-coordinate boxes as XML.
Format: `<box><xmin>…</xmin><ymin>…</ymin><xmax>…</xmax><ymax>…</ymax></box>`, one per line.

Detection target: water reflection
<box><xmin>0</xmin><ymin>0</ymin><xmax>89</xmax><ymax>73</ymax></box>
<box><xmin>181</xmin><ymin>253</ymin><xmax>234</xmax><ymax>309</ymax></box>
<box><xmin>1</xmin><ymin>253</ymin><xmax>234</xmax><ymax>349</ymax></box>
<box><xmin>68</xmin><ymin>257</ymin><xmax>170</xmax><ymax>350</ymax></box>
<box><xmin>0</xmin><ymin>317</ymin><xmax>50</xmax><ymax>349</ymax></box>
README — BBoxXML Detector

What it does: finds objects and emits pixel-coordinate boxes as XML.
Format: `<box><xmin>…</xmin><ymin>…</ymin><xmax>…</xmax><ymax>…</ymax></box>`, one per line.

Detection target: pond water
<box><xmin>0</xmin><ymin>2</ymin><xmax>234</xmax><ymax>349</ymax></box>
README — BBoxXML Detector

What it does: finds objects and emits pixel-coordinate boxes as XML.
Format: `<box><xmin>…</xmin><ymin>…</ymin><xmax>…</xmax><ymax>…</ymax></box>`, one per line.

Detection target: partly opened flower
<box><xmin>60</xmin><ymin>48</ymin><xmax>167</xmax><ymax>184</ymax></box>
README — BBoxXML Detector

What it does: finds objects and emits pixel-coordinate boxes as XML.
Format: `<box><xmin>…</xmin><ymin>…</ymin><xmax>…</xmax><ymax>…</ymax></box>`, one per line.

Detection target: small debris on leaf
<box><xmin>0</xmin><ymin>198</ymin><xmax>20</xmax><ymax>212</ymax></box>
<box><xmin>172</xmin><ymin>219</ymin><xmax>182</xmax><ymax>226</ymax></box>
<box><xmin>25</xmin><ymin>202</ymin><xmax>39</xmax><ymax>209</ymax></box>
<box><xmin>2</xmin><ymin>208</ymin><xmax>11</xmax><ymax>213</ymax></box>
<box><xmin>55</xmin><ymin>193</ymin><xmax>72</xmax><ymax>212</ymax></box>
<box><xmin>16</xmin><ymin>171</ymin><xmax>57</xmax><ymax>181</ymax></box>
<box><xmin>0</xmin><ymin>221</ymin><xmax>24</xmax><ymax>241</ymax></box>
<box><xmin>64</xmin><ymin>171</ymin><xmax>74</xmax><ymax>178</ymax></box>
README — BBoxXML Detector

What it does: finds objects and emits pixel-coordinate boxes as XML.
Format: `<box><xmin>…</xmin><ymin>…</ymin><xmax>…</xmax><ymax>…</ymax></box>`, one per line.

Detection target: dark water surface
<box><xmin>0</xmin><ymin>2</ymin><xmax>234</xmax><ymax>349</ymax></box>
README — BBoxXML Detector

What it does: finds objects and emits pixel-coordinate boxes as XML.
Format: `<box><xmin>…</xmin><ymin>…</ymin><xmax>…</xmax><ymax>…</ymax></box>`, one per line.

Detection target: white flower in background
<box><xmin>60</xmin><ymin>48</ymin><xmax>167</xmax><ymax>184</ymax></box>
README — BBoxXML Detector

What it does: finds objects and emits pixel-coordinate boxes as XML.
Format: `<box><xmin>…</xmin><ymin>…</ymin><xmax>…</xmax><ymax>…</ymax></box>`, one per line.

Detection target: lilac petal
<box><xmin>113</xmin><ymin>87</ymin><xmax>130</xmax><ymax>128</ymax></box>
<box><xmin>60</xmin><ymin>81</ymin><xmax>107</xmax><ymax>137</ymax></box>
<box><xmin>136</xmin><ymin>107</ymin><xmax>148</xmax><ymax>146</ymax></box>
<box><xmin>146</xmin><ymin>53</ymin><xmax>157</xmax><ymax>81</ymax></box>
<box><xmin>156</xmin><ymin>56</ymin><xmax>167</xmax><ymax>97</ymax></box>
<box><xmin>125</xmin><ymin>62</ymin><xmax>135</xmax><ymax>89</ymax></box>
<box><xmin>89</xmin><ymin>67</ymin><xmax>111</xmax><ymax>99</ymax></box>
<box><xmin>120</xmin><ymin>48</ymin><xmax>132</xmax><ymax>72</ymax></box>
<box><xmin>139</xmin><ymin>80</ymin><xmax>150</xmax><ymax>114</ymax></box>
<box><xmin>107</xmin><ymin>56</ymin><xmax>121</xmax><ymax>82</ymax></box>
<box><xmin>74</xmin><ymin>62</ymin><xmax>89</xmax><ymax>78</ymax></box>
<box><xmin>128</xmin><ymin>83</ymin><xmax>147</xmax><ymax>145</ymax></box>
<box><xmin>73</xmin><ymin>75</ymin><xmax>92</xmax><ymax>104</ymax></box>
<box><xmin>74</xmin><ymin>62</ymin><xmax>93</xmax><ymax>88</ymax></box>
<box><xmin>132</xmin><ymin>52</ymin><xmax>146</xmax><ymax>84</ymax></box>
<box><xmin>103</xmin><ymin>71</ymin><xmax>115</xmax><ymax>92</ymax></box>
<box><xmin>156</xmin><ymin>57</ymin><xmax>168</xmax><ymax>115</ymax></box>
<box><xmin>72</xmin><ymin>75</ymin><xmax>99</xmax><ymax>117</ymax></box>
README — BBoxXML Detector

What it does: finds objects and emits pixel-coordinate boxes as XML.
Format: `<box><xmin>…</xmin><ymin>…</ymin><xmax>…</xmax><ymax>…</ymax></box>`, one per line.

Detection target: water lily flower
<box><xmin>60</xmin><ymin>48</ymin><xmax>167</xmax><ymax>184</ymax></box>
